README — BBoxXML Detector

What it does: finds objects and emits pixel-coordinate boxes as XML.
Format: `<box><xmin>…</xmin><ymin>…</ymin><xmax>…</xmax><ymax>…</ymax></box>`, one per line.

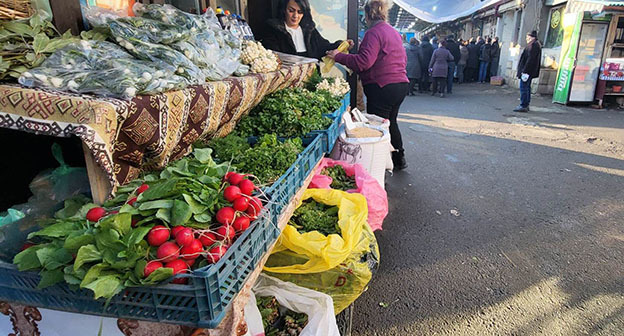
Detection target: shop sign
<box><xmin>553</xmin><ymin>12</ymin><xmax>583</xmax><ymax>104</ymax></box>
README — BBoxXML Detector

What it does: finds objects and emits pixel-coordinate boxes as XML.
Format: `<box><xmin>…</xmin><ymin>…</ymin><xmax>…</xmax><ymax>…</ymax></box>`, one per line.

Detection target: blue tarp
<box><xmin>394</xmin><ymin>0</ymin><xmax>501</xmax><ymax>23</ymax></box>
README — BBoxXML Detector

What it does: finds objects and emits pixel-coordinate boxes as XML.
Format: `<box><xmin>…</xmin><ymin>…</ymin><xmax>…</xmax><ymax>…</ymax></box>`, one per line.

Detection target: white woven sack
<box><xmin>330</xmin><ymin>121</ymin><xmax>390</xmax><ymax>188</ymax></box>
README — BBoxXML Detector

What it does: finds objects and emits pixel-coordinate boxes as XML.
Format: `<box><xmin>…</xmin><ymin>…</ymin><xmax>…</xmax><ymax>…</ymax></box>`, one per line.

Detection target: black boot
<box><xmin>392</xmin><ymin>150</ymin><xmax>407</xmax><ymax>170</ymax></box>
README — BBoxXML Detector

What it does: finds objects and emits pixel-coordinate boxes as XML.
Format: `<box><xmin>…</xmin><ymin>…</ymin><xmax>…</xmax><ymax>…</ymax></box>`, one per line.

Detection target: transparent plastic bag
<box><xmin>83</xmin><ymin>5</ymin><xmax>126</xmax><ymax>28</ymax></box>
<box><xmin>133</xmin><ymin>3</ymin><xmax>211</xmax><ymax>31</ymax></box>
<box><xmin>0</xmin><ymin>143</ymin><xmax>90</xmax><ymax>262</ymax></box>
<box><xmin>118</xmin><ymin>37</ymin><xmax>204</xmax><ymax>84</ymax></box>
<box><xmin>109</xmin><ymin>16</ymin><xmax>190</xmax><ymax>45</ymax></box>
<box><xmin>19</xmin><ymin>40</ymin><xmax>187</xmax><ymax>98</ymax></box>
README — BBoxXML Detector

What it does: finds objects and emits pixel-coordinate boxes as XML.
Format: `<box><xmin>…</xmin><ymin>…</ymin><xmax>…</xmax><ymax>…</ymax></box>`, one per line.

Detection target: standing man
<box><xmin>490</xmin><ymin>37</ymin><xmax>501</xmax><ymax>77</ymax></box>
<box><xmin>446</xmin><ymin>35</ymin><xmax>461</xmax><ymax>94</ymax></box>
<box><xmin>419</xmin><ymin>35</ymin><xmax>434</xmax><ymax>93</ymax></box>
<box><xmin>514</xmin><ymin>31</ymin><xmax>542</xmax><ymax>112</ymax></box>
<box><xmin>466</xmin><ymin>38</ymin><xmax>480</xmax><ymax>82</ymax></box>
<box><xmin>432</xmin><ymin>36</ymin><xmax>439</xmax><ymax>50</ymax></box>
<box><xmin>405</xmin><ymin>38</ymin><xmax>422</xmax><ymax>95</ymax></box>
<box><xmin>478</xmin><ymin>38</ymin><xmax>492</xmax><ymax>83</ymax></box>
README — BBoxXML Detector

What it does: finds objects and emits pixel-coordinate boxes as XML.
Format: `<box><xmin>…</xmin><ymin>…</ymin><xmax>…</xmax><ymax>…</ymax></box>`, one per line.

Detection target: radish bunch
<box><xmin>219</xmin><ymin>172</ymin><xmax>263</xmax><ymax>233</ymax></box>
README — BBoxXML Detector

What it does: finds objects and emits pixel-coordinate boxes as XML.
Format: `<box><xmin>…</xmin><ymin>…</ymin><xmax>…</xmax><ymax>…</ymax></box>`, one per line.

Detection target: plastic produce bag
<box><xmin>264</xmin><ymin>189</ymin><xmax>379</xmax><ymax>313</ymax></box>
<box><xmin>109</xmin><ymin>17</ymin><xmax>190</xmax><ymax>45</ymax></box>
<box><xmin>310</xmin><ymin>158</ymin><xmax>387</xmax><ymax>231</ymax></box>
<box><xmin>0</xmin><ymin>209</ymin><xmax>25</xmax><ymax>228</ymax></box>
<box><xmin>0</xmin><ymin>144</ymin><xmax>90</xmax><ymax>262</ymax></box>
<box><xmin>19</xmin><ymin>40</ymin><xmax>186</xmax><ymax>98</ymax></box>
<box><xmin>245</xmin><ymin>274</ymin><xmax>340</xmax><ymax>336</ymax></box>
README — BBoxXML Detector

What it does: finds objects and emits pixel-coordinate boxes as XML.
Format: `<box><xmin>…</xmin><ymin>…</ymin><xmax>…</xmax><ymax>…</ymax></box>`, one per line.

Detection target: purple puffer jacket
<box><xmin>428</xmin><ymin>47</ymin><xmax>454</xmax><ymax>78</ymax></box>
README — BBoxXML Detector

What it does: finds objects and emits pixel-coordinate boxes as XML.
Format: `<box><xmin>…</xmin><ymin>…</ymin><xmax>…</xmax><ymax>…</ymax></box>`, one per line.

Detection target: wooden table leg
<box><xmin>82</xmin><ymin>142</ymin><xmax>111</xmax><ymax>205</ymax></box>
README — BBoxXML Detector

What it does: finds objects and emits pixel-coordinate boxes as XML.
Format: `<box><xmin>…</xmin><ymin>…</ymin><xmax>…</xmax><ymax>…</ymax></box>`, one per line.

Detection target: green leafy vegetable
<box><xmin>207</xmin><ymin>133</ymin><xmax>303</xmax><ymax>184</ymax></box>
<box><xmin>235</xmin><ymin>88</ymin><xmax>339</xmax><ymax>138</ymax></box>
<box><xmin>289</xmin><ymin>199</ymin><xmax>340</xmax><ymax>236</ymax></box>
<box><xmin>321</xmin><ymin>165</ymin><xmax>356</xmax><ymax>191</ymax></box>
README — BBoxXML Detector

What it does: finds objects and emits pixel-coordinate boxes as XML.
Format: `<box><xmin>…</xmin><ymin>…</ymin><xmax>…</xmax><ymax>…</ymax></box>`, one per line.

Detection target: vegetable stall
<box><xmin>0</xmin><ymin>2</ymin><xmax>386</xmax><ymax>336</ymax></box>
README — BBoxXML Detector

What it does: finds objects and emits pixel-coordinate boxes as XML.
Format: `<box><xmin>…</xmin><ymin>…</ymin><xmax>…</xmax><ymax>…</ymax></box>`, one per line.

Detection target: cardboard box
<box><xmin>490</xmin><ymin>76</ymin><xmax>504</xmax><ymax>86</ymax></box>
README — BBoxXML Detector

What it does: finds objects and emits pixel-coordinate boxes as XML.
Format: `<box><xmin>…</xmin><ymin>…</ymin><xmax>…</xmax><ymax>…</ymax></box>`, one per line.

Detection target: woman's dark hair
<box><xmin>439</xmin><ymin>40</ymin><xmax>447</xmax><ymax>48</ymax></box>
<box><xmin>277</xmin><ymin>0</ymin><xmax>314</xmax><ymax>28</ymax></box>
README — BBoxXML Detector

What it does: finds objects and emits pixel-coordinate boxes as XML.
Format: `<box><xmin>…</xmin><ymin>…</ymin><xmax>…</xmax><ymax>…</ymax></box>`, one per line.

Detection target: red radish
<box><xmin>180</xmin><ymin>239</ymin><xmax>203</xmax><ymax>260</ymax></box>
<box><xmin>157</xmin><ymin>242</ymin><xmax>180</xmax><ymax>263</ymax></box>
<box><xmin>199</xmin><ymin>232</ymin><xmax>217</xmax><ymax>247</ymax></box>
<box><xmin>110</xmin><ymin>210</ymin><xmax>119</xmax><ymax>214</ymax></box>
<box><xmin>250</xmin><ymin>197</ymin><xmax>263</xmax><ymax>211</ymax></box>
<box><xmin>238</xmin><ymin>179</ymin><xmax>255</xmax><ymax>196</ymax></box>
<box><xmin>20</xmin><ymin>242</ymin><xmax>34</xmax><ymax>251</ymax></box>
<box><xmin>175</xmin><ymin>227</ymin><xmax>194</xmax><ymax>246</ymax></box>
<box><xmin>165</xmin><ymin>259</ymin><xmax>189</xmax><ymax>284</ymax></box>
<box><xmin>224</xmin><ymin>172</ymin><xmax>237</xmax><ymax>182</ymax></box>
<box><xmin>233</xmin><ymin>197</ymin><xmax>249</xmax><ymax>212</ymax></box>
<box><xmin>246</xmin><ymin>206</ymin><xmax>259</xmax><ymax>219</ymax></box>
<box><xmin>186</xmin><ymin>258</ymin><xmax>196</xmax><ymax>267</ymax></box>
<box><xmin>136</xmin><ymin>184</ymin><xmax>149</xmax><ymax>194</ymax></box>
<box><xmin>223</xmin><ymin>186</ymin><xmax>242</xmax><ymax>202</ymax></box>
<box><xmin>233</xmin><ymin>216</ymin><xmax>250</xmax><ymax>232</ymax></box>
<box><xmin>216</xmin><ymin>207</ymin><xmax>235</xmax><ymax>225</ymax></box>
<box><xmin>131</xmin><ymin>217</ymin><xmax>139</xmax><ymax>227</ymax></box>
<box><xmin>215</xmin><ymin>226</ymin><xmax>235</xmax><ymax>241</ymax></box>
<box><xmin>147</xmin><ymin>225</ymin><xmax>170</xmax><ymax>247</ymax></box>
<box><xmin>207</xmin><ymin>246</ymin><xmax>228</xmax><ymax>263</ymax></box>
<box><xmin>144</xmin><ymin>261</ymin><xmax>163</xmax><ymax>277</ymax></box>
<box><xmin>228</xmin><ymin>172</ymin><xmax>243</xmax><ymax>186</ymax></box>
<box><xmin>86</xmin><ymin>207</ymin><xmax>107</xmax><ymax>222</ymax></box>
<box><xmin>171</xmin><ymin>226</ymin><xmax>186</xmax><ymax>239</ymax></box>
<box><xmin>127</xmin><ymin>197</ymin><xmax>137</xmax><ymax>206</ymax></box>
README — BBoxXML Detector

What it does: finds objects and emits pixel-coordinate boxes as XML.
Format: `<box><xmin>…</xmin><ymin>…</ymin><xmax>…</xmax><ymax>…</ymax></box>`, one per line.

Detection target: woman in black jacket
<box><xmin>261</xmin><ymin>0</ymin><xmax>350</xmax><ymax>60</ymax></box>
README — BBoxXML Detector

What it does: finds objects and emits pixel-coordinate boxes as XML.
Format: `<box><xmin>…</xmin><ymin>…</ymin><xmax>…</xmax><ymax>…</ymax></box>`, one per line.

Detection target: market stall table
<box><xmin>0</xmin><ymin>63</ymin><xmax>316</xmax><ymax>204</ymax></box>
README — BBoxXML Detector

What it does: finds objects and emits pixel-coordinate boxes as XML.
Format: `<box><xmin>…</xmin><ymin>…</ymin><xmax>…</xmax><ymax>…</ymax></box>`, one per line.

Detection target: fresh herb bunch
<box><xmin>304</xmin><ymin>68</ymin><xmax>323</xmax><ymax>92</ymax></box>
<box><xmin>289</xmin><ymin>199</ymin><xmax>340</xmax><ymax>236</ymax></box>
<box><xmin>236</xmin><ymin>88</ymin><xmax>339</xmax><ymax>138</ymax></box>
<box><xmin>0</xmin><ymin>13</ymin><xmax>78</xmax><ymax>80</ymax></box>
<box><xmin>257</xmin><ymin>296</ymin><xmax>309</xmax><ymax>336</ymax></box>
<box><xmin>207</xmin><ymin>133</ymin><xmax>303</xmax><ymax>184</ymax></box>
<box><xmin>322</xmin><ymin>165</ymin><xmax>356</xmax><ymax>191</ymax></box>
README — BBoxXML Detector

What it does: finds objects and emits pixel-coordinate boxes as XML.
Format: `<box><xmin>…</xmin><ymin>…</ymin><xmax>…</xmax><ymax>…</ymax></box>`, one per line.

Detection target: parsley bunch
<box><xmin>289</xmin><ymin>199</ymin><xmax>340</xmax><ymax>236</ymax></box>
<box><xmin>236</xmin><ymin>88</ymin><xmax>340</xmax><ymax>138</ymax></box>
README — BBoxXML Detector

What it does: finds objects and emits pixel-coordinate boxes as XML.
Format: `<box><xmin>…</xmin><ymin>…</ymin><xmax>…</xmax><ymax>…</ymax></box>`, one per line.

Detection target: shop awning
<box><xmin>579</xmin><ymin>0</ymin><xmax>624</xmax><ymax>6</ymax></box>
<box><xmin>393</xmin><ymin>0</ymin><xmax>501</xmax><ymax>24</ymax></box>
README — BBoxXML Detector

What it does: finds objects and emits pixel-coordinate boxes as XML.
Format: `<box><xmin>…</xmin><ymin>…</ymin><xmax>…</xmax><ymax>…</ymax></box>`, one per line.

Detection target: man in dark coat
<box><xmin>419</xmin><ymin>35</ymin><xmax>434</xmax><ymax>92</ymax></box>
<box><xmin>490</xmin><ymin>37</ymin><xmax>501</xmax><ymax>77</ymax></box>
<box><xmin>405</xmin><ymin>38</ymin><xmax>422</xmax><ymax>95</ymax></box>
<box><xmin>514</xmin><ymin>31</ymin><xmax>542</xmax><ymax>112</ymax></box>
<box><xmin>446</xmin><ymin>35</ymin><xmax>461</xmax><ymax>94</ymax></box>
<box><xmin>466</xmin><ymin>38</ymin><xmax>480</xmax><ymax>82</ymax></box>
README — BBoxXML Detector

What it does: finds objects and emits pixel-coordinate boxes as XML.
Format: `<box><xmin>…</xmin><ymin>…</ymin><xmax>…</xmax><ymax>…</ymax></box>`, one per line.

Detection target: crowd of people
<box><xmin>403</xmin><ymin>34</ymin><xmax>501</xmax><ymax>97</ymax></box>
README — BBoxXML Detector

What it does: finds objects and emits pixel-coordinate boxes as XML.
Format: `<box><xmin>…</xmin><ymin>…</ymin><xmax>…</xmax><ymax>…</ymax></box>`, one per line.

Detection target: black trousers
<box><xmin>465</xmin><ymin>67</ymin><xmax>477</xmax><ymax>82</ymax></box>
<box><xmin>431</xmin><ymin>77</ymin><xmax>446</xmax><ymax>94</ymax></box>
<box><xmin>363</xmin><ymin>82</ymin><xmax>408</xmax><ymax>152</ymax></box>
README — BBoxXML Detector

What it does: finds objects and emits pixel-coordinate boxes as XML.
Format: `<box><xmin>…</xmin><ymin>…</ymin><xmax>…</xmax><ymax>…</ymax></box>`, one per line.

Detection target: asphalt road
<box><xmin>351</xmin><ymin>84</ymin><xmax>624</xmax><ymax>336</ymax></box>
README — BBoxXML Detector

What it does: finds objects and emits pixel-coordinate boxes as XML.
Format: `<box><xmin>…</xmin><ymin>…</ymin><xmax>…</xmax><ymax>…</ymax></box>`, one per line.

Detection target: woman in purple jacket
<box><xmin>326</xmin><ymin>0</ymin><xmax>409</xmax><ymax>170</ymax></box>
<box><xmin>428</xmin><ymin>40</ymin><xmax>454</xmax><ymax>98</ymax></box>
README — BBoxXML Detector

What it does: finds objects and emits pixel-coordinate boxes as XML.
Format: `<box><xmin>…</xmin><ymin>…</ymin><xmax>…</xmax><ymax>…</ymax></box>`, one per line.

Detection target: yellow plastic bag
<box><xmin>265</xmin><ymin>189</ymin><xmax>368</xmax><ymax>274</ymax></box>
<box><xmin>264</xmin><ymin>189</ymin><xmax>379</xmax><ymax>313</ymax></box>
<box><xmin>321</xmin><ymin>41</ymin><xmax>350</xmax><ymax>74</ymax></box>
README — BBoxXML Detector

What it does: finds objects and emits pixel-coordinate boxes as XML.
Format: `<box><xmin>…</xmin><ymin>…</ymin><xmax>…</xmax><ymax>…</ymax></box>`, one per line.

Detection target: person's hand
<box><xmin>521</xmin><ymin>73</ymin><xmax>529</xmax><ymax>82</ymax></box>
<box><xmin>326</xmin><ymin>49</ymin><xmax>340</xmax><ymax>59</ymax></box>
<box><xmin>346</xmin><ymin>39</ymin><xmax>355</xmax><ymax>50</ymax></box>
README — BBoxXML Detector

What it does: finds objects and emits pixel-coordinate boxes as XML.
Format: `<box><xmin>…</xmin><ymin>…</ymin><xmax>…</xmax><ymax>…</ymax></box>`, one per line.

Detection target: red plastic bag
<box><xmin>309</xmin><ymin>158</ymin><xmax>387</xmax><ymax>231</ymax></box>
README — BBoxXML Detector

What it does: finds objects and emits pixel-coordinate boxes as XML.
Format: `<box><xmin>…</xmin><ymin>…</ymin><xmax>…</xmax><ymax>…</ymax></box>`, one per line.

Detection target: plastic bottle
<box><xmin>225</xmin><ymin>10</ymin><xmax>242</xmax><ymax>38</ymax></box>
<box><xmin>237</xmin><ymin>15</ymin><xmax>254</xmax><ymax>40</ymax></box>
<box><xmin>216</xmin><ymin>6</ymin><xmax>228</xmax><ymax>29</ymax></box>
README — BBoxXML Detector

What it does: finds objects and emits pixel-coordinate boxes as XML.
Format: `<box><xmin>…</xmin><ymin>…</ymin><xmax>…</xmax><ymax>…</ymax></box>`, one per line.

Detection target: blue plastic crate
<box><xmin>264</xmin><ymin>133</ymin><xmax>324</xmax><ymax>224</ymax></box>
<box><xmin>313</xmin><ymin>92</ymin><xmax>350</xmax><ymax>153</ymax></box>
<box><xmin>0</xmin><ymin>202</ymin><xmax>278</xmax><ymax>329</ymax></box>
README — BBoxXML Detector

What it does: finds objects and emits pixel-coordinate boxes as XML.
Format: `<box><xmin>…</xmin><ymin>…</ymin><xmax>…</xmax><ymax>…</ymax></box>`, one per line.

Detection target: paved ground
<box><xmin>351</xmin><ymin>83</ymin><xmax>624</xmax><ymax>335</ymax></box>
